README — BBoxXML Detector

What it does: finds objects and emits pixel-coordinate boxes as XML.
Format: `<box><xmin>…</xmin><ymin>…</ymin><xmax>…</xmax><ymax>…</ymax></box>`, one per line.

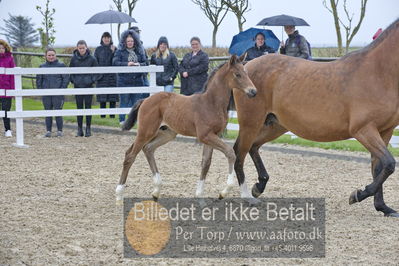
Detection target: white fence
<box><xmin>0</xmin><ymin>65</ymin><xmax>164</xmax><ymax>147</ymax></box>
<box><xmin>227</xmin><ymin>111</ymin><xmax>399</xmax><ymax>148</ymax></box>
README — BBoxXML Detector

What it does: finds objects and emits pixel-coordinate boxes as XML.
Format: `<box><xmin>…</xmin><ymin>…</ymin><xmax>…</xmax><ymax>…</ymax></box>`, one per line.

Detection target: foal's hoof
<box><xmin>152</xmin><ymin>195</ymin><xmax>159</xmax><ymax>202</ymax></box>
<box><xmin>218</xmin><ymin>193</ymin><xmax>224</xmax><ymax>200</ymax></box>
<box><xmin>349</xmin><ymin>189</ymin><xmax>361</xmax><ymax>205</ymax></box>
<box><xmin>252</xmin><ymin>184</ymin><xmax>261</xmax><ymax>198</ymax></box>
<box><xmin>384</xmin><ymin>212</ymin><xmax>399</xmax><ymax>218</ymax></box>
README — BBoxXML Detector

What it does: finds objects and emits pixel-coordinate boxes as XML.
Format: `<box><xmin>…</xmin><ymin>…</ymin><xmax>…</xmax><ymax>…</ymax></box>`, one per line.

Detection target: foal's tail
<box><xmin>122</xmin><ymin>99</ymin><xmax>145</xmax><ymax>131</ymax></box>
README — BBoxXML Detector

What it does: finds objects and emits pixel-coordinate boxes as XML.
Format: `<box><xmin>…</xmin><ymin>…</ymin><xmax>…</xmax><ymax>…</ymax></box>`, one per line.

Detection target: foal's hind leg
<box><xmin>142</xmin><ymin>127</ymin><xmax>177</xmax><ymax>200</ymax></box>
<box><xmin>370</xmin><ymin>128</ymin><xmax>398</xmax><ymax>217</ymax></box>
<box><xmin>350</xmin><ymin>125</ymin><xmax>398</xmax><ymax>217</ymax></box>
<box><xmin>249</xmin><ymin>123</ymin><xmax>287</xmax><ymax>197</ymax></box>
<box><xmin>196</xmin><ymin>145</ymin><xmax>213</xmax><ymax>197</ymax></box>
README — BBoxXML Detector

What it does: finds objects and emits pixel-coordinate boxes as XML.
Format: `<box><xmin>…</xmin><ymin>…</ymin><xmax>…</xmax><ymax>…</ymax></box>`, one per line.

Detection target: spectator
<box><xmin>94</xmin><ymin>32</ymin><xmax>118</xmax><ymax>118</ymax></box>
<box><xmin>0</xmin><ymin>39</ymin><xmax>15</xmax><ymax>137</ymax></box>
<box><xmin>178</xmin><ymin>36</ymin><xmax>209</xmax><ymax>96</ymax></box>
<box><xmin>36</xmin><ymin>48</ymin><xmax>69</xmax><ymax>137</ymax></box>
<box><xmin>245</xmin><ymin>32</ymin><xmax>275</xmax><ymax>61</ymax></box>
<box><xmin>70</xmin><ymin>40</ymin><xmax>99</xmax><ymax>137</ymax></box>
<box><xmin>113</xmin><ymin>30</ymin><xmax>148</xmax><ymax>124</ymax></box>
<box><xmin>280</xmin><ymin>25</ymin><xmax>310</xmax><ymax>59</ymax></box>
<box><xmin>129</xmin><ymin>26</ymin><xmax>150</xmax><ymax>88</ymax></box>
<box><xmin>150</xmin><ymin>36</ymin><xmax>178</xmax><ymax>92</ymax></box>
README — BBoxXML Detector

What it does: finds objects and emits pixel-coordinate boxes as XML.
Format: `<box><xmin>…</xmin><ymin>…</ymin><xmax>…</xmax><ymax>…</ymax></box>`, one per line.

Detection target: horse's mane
<box><xmin>199</xmin><ymin>61</ymin><xmax>227</xmax><ymax>94</ymax></box>
<box><xmin>341</xmin><ymin>18</ymin><xmax>399</xmax><ymax>59</ymax></box>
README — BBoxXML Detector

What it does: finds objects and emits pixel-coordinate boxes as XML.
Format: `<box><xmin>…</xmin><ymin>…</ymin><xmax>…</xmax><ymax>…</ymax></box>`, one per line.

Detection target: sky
<box><xmin>0</xmin><ymin>0</ymin><xmax>398</xmax><ymax>48</ymax></box>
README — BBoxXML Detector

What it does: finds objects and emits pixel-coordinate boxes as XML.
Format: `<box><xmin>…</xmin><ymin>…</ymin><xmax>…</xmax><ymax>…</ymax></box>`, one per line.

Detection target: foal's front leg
<box><xmin>196</xmin><ymin>145</ymin><xmax>213</xmax><ymax>197</ymax></box>
<box><xmin>199</xmin><ymin>133</ymin><xmax>254</xmax><ymax>200</ymax></box>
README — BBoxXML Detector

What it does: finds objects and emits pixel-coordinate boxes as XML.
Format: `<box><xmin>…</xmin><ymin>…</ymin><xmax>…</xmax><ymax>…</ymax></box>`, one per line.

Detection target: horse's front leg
<box><xmin>196</xmin><ymin>145</ymin><xmax>213</xmax><ymax>198</ymax></box>
<box><xmin>199</xmin><ymin>133</ymin><xmax>254</xmax><ymax>201</ymax></box>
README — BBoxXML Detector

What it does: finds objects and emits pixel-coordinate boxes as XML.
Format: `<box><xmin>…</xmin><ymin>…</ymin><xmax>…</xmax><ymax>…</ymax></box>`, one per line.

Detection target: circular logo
<box><xmin>125</xmin><ymin>200</ymin><xmax>171</xmax><ymax>255</ymax></box>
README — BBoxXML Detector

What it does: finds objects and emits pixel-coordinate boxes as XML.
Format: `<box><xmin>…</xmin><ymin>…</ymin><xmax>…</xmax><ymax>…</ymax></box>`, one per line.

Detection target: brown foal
<box><xmin>116</xmin><ymin>54</ymin><xmax>257</xmax><ymax>202</ymax></box>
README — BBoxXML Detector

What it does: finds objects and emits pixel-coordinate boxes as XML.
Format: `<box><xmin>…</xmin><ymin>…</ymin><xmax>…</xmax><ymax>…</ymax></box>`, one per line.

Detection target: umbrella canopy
<box><xmin>229</xmin><ymin>28</ymin><xmax>280</xmax><ymax>56</ymax></box>
<box><xmin>257</xmin><ymin>14</ymin><xmax>310</xmax><ymax>26</ymax></box>
<box><xmin>85</xmin><ymin>10</ymin><xmax>137</xmax><ymax>24</ymax></box>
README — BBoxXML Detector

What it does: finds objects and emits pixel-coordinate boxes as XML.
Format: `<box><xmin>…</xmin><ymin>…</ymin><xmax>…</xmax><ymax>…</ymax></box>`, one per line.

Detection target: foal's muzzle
<box><xmin>246</xmin><ymin>88</ymin><xmax>257</xmax><ymax>98</ymax></box>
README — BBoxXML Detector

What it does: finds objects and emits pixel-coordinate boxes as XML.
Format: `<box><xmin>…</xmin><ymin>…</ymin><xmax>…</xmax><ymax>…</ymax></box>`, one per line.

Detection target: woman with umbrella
<box><xmin>244</xmin><ymin>32</ymin><xmax>276</xmax><ymax>61</ymax></box>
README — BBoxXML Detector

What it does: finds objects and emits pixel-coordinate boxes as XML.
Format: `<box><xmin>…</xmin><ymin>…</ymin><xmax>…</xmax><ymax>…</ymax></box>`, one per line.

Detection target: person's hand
<box><xmin>182</xmin><ymin>72</ymin><xmax>188</xmax><ymax>78</ymax></box>
<box><xmin>280</xmin><ymin>41</ymin><xmax>285</xmax><ymax>48</ymax></box>
<box><xmin>128</xmin><ymin>62</ymin><xmax>139</xmax><ymax>66</ymax></box>
<box><xmin>110</xmin><ymin>45</ymin><xmax>115</xmax><ymax>52</ymax></box>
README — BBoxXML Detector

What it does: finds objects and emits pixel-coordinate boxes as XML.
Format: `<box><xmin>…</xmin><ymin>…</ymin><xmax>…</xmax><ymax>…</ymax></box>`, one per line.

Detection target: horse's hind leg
<box><xmin>196</xmin><ymin>145</ymin><xmax>213</xmax><ymax>197</ymax></box>
<box><xmin>350</xmin><ymin>125</ymin><xmax>398</xmax><ymax>217</ymax></box>
<box><xmin>116</xmin><ymin>135</ymin><xmax>149</xmax><ymax>202</ymax></box>
<box><xmin>370</xmin><ymin>128</ymin><xmax>398</xmax><ymax>217</ymax></box>
<box><xmin>142</xmin><ymin>126</ymin><xmax>177</xmax><ymax>200</ymax></box>
<box><xmin>249</xmin><ymin>122</ymin><xmax>287</xmax><ymax>197</ymax></box>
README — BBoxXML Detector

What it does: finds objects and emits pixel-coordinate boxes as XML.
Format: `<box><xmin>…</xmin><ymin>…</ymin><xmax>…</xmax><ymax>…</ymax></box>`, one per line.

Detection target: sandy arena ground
<box><xmin>1</xmin><ymin>119</ymin><xmax>398</xmax><ymax>265</ymax></box>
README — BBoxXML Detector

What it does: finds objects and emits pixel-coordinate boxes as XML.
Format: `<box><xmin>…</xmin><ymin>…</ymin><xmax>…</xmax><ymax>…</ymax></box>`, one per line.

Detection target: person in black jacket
<box><xmin>36</xmin><ymin>48</ymin><xmax>69</xmax><ymax>137</ymax></box>
<box><xmin>178</xmin><ymin>36</ymin><xmax>209</xmax><ymax>96</ymax></box>
<box><xmin>245</xmin><ymin>32</ymin><xmax>275</xmax><ymax>61</ymax></box>
<box><xmin>94</xmin><ymin>32</ymin><xmax>118</xmax><ymax>118</ymax></box>
<box><xmin>150</xmin><ymin>36</ymin><xmax>178</xmax><ymax>92</ymax></box>
<box><xmin>113</xmin><ymin>30</ymin><xmax>148</xmax><ymax>124</ymax></box>
<box><xmin>70</xmin><ymin>40</ymin><xmax>99</xmax><ymax>137</ymax></box>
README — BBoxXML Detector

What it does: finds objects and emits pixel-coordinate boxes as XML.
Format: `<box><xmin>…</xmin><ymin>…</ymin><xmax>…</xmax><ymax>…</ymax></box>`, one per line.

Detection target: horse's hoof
<box><xmin>246</xmin><ymin>197</ymin><xmax>261</xmax><ymax>206</ymax></box>
<box><xmin>349</xmin><ymin>189</ymin><xmax>361</xmax><ymax>205</ymax></box>
<box><xmin>198</xmin><ymin>198</ymin><xmax>207</xmax><ymax>208</ymax></box>
<box><xmin>384</xmin><ymin>212</ymin><xmax>399</xmax><ymax>218</ymax></box>
<box><xmin>252</xmin><ymin>184</ymin><xmax>261</xmax><ymax>198</ymax></box>
<box><xmin>152</xmin><ymin>195</ymin><xmax>159</xmax><ymax>202</ymax></box>
<box><xmin>218</xmin><ymin>193</ymin><xmax>224</xmax><ymax>200</ymax></box>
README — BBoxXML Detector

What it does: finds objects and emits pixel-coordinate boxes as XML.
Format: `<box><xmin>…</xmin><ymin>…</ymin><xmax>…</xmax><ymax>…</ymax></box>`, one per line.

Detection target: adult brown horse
<box><xmin>232</xmin><ymin>19</ymin><xmax>399</xmax><ymax>217</ymax></box>
<box><xmin>115</xmin><ymin>54</ymin><xmax>257</xmax><ymax>202</ymax></box>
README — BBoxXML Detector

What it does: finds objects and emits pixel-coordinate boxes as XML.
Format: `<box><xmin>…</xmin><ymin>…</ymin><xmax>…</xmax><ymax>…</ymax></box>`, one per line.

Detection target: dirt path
<box><xmin>1</xmin><ymin>120</ymin><xmax>398</xmax><ymax>265</ymax></box>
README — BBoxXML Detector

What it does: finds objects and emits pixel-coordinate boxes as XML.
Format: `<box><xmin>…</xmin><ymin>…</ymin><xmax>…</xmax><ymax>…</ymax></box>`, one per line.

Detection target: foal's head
<box><xmin>226</xmin><ymin>54</ymin><xmax>257</xmax><ymax>98</ymax></box>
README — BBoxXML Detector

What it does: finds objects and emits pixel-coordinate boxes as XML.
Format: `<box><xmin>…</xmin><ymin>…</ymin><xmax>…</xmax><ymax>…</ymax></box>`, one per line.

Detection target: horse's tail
<box><xmin>122</xmin><ymin>99</ymin><xmax>145</xmax><ymax>131</ymax></box>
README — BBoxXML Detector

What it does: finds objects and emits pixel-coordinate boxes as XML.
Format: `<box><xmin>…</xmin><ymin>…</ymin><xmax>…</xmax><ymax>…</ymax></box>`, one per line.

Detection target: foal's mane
<box><xmin>199</xmin><ymin>61</ymin><xmax>227</xmax><ymax>93</ymax></box>
<box><xmin>341</xmin><ymin>18</ymin><xmax>399</xmax><ymax>59</ymax></box>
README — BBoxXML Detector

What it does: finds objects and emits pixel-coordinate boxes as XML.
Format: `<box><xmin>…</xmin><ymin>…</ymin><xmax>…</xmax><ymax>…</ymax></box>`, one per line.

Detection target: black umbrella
<box><xmin>257</xmin><ymin>14</ymin><xmax>310</xmax><ymax>41</ymax></box>
<box><xmin>85</xmin><ymin>10</ymin><xmax>137</xmax><ymax>24</ymax></box>
<box><xmin>257</xmin><ymin>14</ymin><xmax>310</xmax><ymax>26</ymax></box>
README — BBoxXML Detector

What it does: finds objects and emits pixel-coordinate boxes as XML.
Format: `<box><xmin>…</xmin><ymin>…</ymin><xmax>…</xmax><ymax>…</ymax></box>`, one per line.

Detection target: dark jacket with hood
<box><xmin>178</xmin><ymin>50</ymin><xmax>209</xmax><ymax>96</ymax></box>
<box><xmin>94</xmin><ymin>38</ymin><xmax>118</xmax><ymax>102</ymax></box>
<box><xmin>280</xmin><ymin>30</ymin><xmax>310</xmax><ymax>59</ymax></box>
<box><xmin>36</xmin><ymin>59</ymin><xmax>69</xmax><ymax>91</ymax></box>
<box><xmin>112</xmin><ymin>29</ymin><xmax>148</xmax><ymax>87</ymax></box>
<box><xmin>245</xmin><ymin>43</ymin><xmax>275</xmax><ymax>61</ymax></box>
<box><xmin>69</xmin><ymin>49</ymin><xmax>99</xmax><ymax>88</ymax></box>
<box><xmin>150</xmin><ymin>36</ymin><xmax>178</xmax><ymax>86</ymax></box>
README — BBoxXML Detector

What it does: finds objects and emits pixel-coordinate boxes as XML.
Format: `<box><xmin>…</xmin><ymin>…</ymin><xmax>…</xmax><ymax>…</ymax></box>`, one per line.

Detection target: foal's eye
<box><xmin>234</xmin><ymin>73</ymin><xmax>241</xmax><ymax>78</ymax></box>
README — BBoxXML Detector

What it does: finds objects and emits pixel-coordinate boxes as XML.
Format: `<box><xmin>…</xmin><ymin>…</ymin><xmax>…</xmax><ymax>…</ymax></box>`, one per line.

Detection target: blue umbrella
<box><xmin>229</xmin><ymin>28</ymin><xmax>280</xmax><ymax>56</ymax></box>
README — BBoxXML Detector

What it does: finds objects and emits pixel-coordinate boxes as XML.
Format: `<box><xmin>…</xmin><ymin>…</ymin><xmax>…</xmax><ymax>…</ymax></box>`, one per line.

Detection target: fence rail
<box><xmin>0</xmin><ymin>65</ymin><xmax>164</xmax><ymax>147</ymax></box>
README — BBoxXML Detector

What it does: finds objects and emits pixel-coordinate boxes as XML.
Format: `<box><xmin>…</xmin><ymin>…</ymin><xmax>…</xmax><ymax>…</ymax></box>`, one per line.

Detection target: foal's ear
<box><xmin>238</xmin><ymin>52</ymin><xmax>247</xmax><ymax>63</ymax></box>
<box><xmin>229</xmin><ymin>54</ymin><xmax>238</xmax><ymax>65</ymax></box>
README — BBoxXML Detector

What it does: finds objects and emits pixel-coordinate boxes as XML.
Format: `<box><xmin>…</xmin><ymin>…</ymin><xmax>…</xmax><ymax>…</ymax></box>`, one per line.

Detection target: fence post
<box><xmin>149</xmin><ymin>69</ymin><xmax>157</xmax><ymax>95</ymax></box>
<box><xmin>12</xmin><ymin>67</ymin><xmax>28</xmax><ymax>148</ymax></box>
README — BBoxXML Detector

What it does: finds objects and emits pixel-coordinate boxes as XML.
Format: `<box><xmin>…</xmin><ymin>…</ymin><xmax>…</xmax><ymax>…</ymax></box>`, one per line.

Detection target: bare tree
<box><xmin>36</xmin><ymin>0</ymin><xmax>56</xmax><ymax>48</ymax></box>
<box><xmin>126</xmin><ymin>0</ymin><xmax>139</xmax><ymax>28</ymax></box>
<box><xmin>192</xmin><ymin>0</ymin><xmax>229</xmax><ymax>48</ymax></box>
<box><xmin>112</xmin><ymin>0</ymin><xmax>124</xmax><ymax>41</ymax></box>
<box><xmin>323</xmin><ymin>0</ymin><xmax>368</xmax><ymax>55</ymax></box>
<box><xmin>223</xmin><ymin>0</ymin><xmax>250</xmax><ymax>32</ymax></box>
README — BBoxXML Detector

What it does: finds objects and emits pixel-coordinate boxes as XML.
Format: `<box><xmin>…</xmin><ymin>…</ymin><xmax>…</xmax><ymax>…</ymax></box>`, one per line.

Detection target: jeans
<box><xmin>42</xmin><ymin>96</ymin><xmax>64</xmax><ymax>132</ymax></box>
<box><xmin>119</xmin><ymin>93</ymin><xmax>144</xmax><ymax>122</ymax></box>
<box><xmin>164</xmin><ymin>85</ymin><xmax>174</xmax><ymax>93</ymax></box>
